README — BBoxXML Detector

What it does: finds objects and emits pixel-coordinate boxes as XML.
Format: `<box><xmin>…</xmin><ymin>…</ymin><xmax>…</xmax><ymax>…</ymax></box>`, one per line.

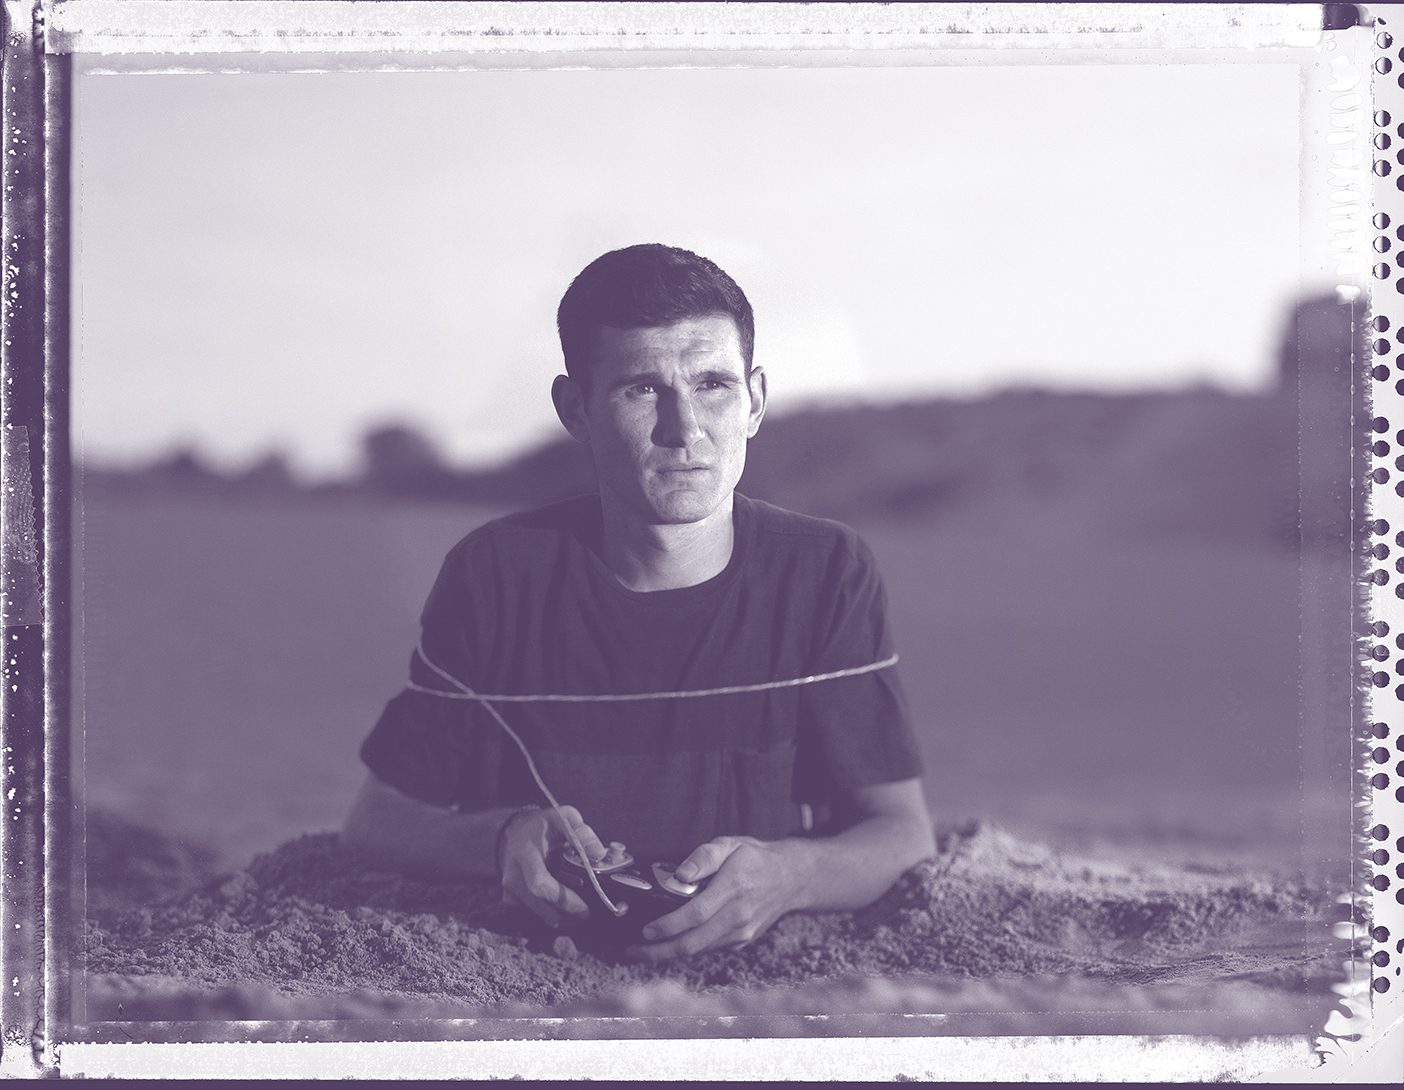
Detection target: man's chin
<box><xmin>641</xmin><ymin>485</ymin><xmax>727</xmax><ymax>526</ymax></box>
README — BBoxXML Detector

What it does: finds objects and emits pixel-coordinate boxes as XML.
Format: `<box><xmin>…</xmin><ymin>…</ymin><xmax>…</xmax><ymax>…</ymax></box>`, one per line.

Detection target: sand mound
<box><xmin>83</xmin><ymin>820</ymin><xmax>1341</xmax><ymax>1024</ymax></box>
<box><xmin>84</xmin><ymin>809</ymin><xmax>220</xmax><ymax>920</ymax></box>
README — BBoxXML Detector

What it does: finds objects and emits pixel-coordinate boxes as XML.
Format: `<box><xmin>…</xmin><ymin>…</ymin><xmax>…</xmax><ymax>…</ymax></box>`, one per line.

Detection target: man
<box><xmin>344</xmin><ymin>244</ymin><xmax>934</xmax><ymax>960</ymax></box>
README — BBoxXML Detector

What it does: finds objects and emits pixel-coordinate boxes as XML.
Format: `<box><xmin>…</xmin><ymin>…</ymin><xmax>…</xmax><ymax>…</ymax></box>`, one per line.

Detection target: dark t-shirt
<box><xmin>360</xmin><ymin>492</ymin><xmax>922</xmax><ymax>861</ymax></box>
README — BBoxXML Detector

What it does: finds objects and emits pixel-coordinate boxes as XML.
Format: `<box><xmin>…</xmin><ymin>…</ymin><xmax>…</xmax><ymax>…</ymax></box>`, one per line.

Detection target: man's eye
<box><xmin>629</xmin><ymin>384</ymin><xmax>657</xmax><ymax>396</ymax></box>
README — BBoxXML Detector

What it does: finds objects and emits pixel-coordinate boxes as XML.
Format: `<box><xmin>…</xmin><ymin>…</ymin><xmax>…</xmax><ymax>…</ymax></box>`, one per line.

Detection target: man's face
<box><xmin>557</xmin><ymin>315</ymin><xmax>766</xmax><ymax>525</ymax></box>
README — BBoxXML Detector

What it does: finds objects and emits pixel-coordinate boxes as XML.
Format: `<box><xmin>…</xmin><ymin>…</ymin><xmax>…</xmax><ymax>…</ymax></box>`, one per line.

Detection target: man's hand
<box><xmin>625</xmin><ymin>836</ymin><xmax>816</xmax><ymax>961</ymax></box>
<box><xmin>498</xmin><ymin>805</ymin><xmax>608</xmax><ymax>929</ymax></box>
<box><xmin>625</xmin><ymin>779</ymin><xmax>935</xmax><ymax>961</ymax></box>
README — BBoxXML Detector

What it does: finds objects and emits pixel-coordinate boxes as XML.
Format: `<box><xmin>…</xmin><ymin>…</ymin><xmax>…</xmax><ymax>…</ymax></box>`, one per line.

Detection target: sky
<box><xmin>73</xmin><ymin>59</ymin><xmax>1309</xmax><ymax>479</ymax></box>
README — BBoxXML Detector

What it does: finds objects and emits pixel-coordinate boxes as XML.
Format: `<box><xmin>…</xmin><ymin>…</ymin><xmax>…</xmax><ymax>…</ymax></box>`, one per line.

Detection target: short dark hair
<box><xmin>556</xmin><ymin>244</ymin><xmax>755</xmax><ymax>387</ymax></box>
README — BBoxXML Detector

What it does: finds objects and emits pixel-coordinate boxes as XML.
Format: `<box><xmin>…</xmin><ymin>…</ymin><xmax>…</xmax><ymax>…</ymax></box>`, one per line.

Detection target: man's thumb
<box><xmin>676</xmin><ymin>840</ymin><xmax>732</xmax><ymax>881</ymax></box>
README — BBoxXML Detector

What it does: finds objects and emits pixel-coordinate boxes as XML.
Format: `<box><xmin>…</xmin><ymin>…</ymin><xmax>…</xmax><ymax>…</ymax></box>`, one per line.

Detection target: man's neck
<box><xmin>598</xmin><ymin>493</ymin><xmax>737</xmax><ymax>592</ymax></box>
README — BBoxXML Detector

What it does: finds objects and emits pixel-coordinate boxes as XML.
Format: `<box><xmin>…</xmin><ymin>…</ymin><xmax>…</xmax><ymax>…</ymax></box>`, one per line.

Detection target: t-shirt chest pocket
<box><xmin>716</xmin><ymin>741</ymin><xmax>800</xmax><ymax>843</ymax></box>
<box><xmin>526</xmin><ymin>738</ymin><xmax>802</xmax><ymax>862</ymax></box>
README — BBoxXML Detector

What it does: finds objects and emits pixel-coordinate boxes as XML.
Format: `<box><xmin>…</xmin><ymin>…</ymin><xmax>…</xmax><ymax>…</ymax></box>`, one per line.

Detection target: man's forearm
<box><xmin>780</xmin><ymin>811</ymin><xmax>935</xmax><ymax>914</ymax></box>
<box><xmin>342</xmin><ymin>775</ymin><xmax>523</xmax><ymax>881</ymax></box>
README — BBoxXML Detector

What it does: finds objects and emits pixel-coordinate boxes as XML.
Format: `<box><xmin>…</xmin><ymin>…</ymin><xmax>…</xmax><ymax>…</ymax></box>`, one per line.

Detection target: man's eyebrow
<box><xmin>607</xmin><ymin>367</ymin><xmax>742</xmax><ymax>391</ymax></box>
<box><xmin>694</xmin><ymin>368</ymin><xmax>742</xmax><ymax>383</ymax></box>
<box><xmin>608</xmin><ymin>370</ymin><xmax>666</xmax><ymax>391</ymax></box>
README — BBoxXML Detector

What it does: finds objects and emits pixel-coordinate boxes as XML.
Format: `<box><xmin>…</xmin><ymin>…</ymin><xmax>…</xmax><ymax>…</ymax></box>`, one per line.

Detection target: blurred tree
<box><xmin>233</xmin><ymin>451</ymin><xmax>295</xmax><ymax>493</ymax></box>
<box><xmin>144</xmin><ymin>446</ymin><xmax>220</xmax><ymax>487</ymax></box>
<box><xmin>484</xmin><ymin>438</ymin><xmax>595</xmax><ymax>506</ymax></box>
<box><xmin>360</xmin><ymin>423</ymin><xmax>450</xmax><ymax>495</ymax></box>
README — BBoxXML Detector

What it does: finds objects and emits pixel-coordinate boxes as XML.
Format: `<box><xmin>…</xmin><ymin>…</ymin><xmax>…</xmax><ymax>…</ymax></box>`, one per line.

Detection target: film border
<box><xmin>0</xmin><ymin>0</ymin><xmax>65</xmax><ymax>1077</ymax></box>
<box><xmin>1353</xmin><ymin>2</ymin><xmax>1404</xmax><ymax>1074</ymax></box>
<box><xmin>0</xmin><ymin>0</ymin><xmax>1392</xmax><ymax>1079</ymax></box>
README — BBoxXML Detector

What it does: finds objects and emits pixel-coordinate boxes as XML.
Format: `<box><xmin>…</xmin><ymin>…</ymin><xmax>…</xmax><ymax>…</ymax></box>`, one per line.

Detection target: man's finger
<box><xmin>675</xmin><ymin>838</ymin><xmax>739</xmax><ymax>883</ymax></box>
<box><xmin>503</xmin><ymin>865</ymin><xmax>562</xmax><ymax>927</ymax></box>
<box><xmin>627</xmin><ymin>909</ymin><xmax>737</xmax><ymax>963</ymax></box>
<box><xmin>520</xmin><ymin>894</ymin><xmax>565</xmax><ymax>930</ymax></box>
<box><xmin>522</xmin><ymin>854</ymin><xmax>591</xmax><ymax>918</ymax></box>
<box><xmin>549</xmin><ymin>806</ymin><xmax>607</xmax><ymax>862</ymax></box>
<box><xmin>640</xmin><ymin>886</ymin><xmax>726</xmax><ymax>943</ymax></box>
<box><xmin>553</xmin><ymin>883</ymin><xmax>591</xmax><ymax>918</ymax></box>
<box><xmin>567</xmin><ymin>821</ymin><xmax>607</xmax><ymax>863</ymax></box>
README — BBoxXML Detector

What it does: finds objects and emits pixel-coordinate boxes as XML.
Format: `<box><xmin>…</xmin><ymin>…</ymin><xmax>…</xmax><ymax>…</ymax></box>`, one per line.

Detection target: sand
<box><xmin>81</xmin><ymin>812</ymin><xmax>1346</xmax><ymax>1032</ymax></box>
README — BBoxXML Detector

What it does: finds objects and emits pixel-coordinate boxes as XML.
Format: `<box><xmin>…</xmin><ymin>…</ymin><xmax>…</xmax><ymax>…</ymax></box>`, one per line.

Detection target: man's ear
<box><xmin>552</xmin><ymin>374</ymin><xmax>591</xmax><ymax>445</ymax></box>
<box><xmin>745</xmin><ymin>365</ymin><xmax>768</xmax><ymax>440</ymax></box>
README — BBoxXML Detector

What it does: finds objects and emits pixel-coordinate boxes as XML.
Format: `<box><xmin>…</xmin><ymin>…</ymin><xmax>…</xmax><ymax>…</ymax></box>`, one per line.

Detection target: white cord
<box><xmin>414</xmin><ymin>640</ymin><xmax>626</xmax><ymax>916</ymax></box>
<box><xmin>408</xmin><ymin>646</ymin><xmax>899</xmax><ymax>703</ymax></box>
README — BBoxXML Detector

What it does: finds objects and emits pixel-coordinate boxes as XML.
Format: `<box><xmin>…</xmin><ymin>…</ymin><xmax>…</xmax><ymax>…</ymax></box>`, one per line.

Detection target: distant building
<box><xmin>1276</xmin><ymin>292</ymin><xmax>1358</xmax><ymax>395</ymax></box>
<box><xmin>1276</xmin><ymin>293</ymin><xmax>1363</xmax><ymax>548</ymax></box>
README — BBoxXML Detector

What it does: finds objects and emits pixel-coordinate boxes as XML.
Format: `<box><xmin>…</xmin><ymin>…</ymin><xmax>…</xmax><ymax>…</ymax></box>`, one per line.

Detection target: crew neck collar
<box><xmin>583</xmin><ymin>492</ymin><xmax>753</xmax><ymax>608</ymax></box>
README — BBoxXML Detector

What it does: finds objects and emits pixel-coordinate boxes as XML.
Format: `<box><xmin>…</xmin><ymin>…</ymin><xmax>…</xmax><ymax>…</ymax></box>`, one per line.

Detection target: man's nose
<box><xmin>653</xmin><ymin>390</ymin><xmax>705</xmax><ymax>449</ymax></box>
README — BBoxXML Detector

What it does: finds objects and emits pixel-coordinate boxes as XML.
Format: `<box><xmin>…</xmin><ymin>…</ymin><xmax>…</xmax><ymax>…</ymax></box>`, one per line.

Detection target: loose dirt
<box><xmin>84</xmin><ymin>817</ymin><xmax>1341</xmax><ymax>1024</ymax></box>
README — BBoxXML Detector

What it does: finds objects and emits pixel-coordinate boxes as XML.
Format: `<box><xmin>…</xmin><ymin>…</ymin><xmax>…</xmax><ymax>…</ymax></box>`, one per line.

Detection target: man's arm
<box><xmin>342</xmin><ymin>771</ymin><xmax>513</xmax><ymax>881</ymax></box>
<box><xmin>342</xmin><ymin>773</ymin><xmax>607</xmax><ymax>926</ymax></box>
<box><xmin>785</xmin><ymin>778</ymin><xmax>936</xmax><ymax>912</ymax></box>
<box><xmin>629</xmin><ymin>777</ymin><xmax>934</xmax><ymax>960</ymax></box>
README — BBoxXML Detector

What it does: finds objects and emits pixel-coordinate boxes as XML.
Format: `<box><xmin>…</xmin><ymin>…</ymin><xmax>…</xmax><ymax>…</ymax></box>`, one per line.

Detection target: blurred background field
<box><xmin>74</xmin><ymin>370</ymin><xmax>1332</xmax><ymax>875</ymax></box>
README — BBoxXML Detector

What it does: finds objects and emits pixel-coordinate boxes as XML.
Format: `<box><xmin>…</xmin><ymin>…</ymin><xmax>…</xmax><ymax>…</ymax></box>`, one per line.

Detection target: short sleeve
<box><xmin>359</xmin><ymin>540</ymin><xmax>521</xmax><ymax>810</ymax></box>
<box><xmin>793</xmin><ymin>532</ymin><xmax>924</xmax><ymax>805</ymax></box>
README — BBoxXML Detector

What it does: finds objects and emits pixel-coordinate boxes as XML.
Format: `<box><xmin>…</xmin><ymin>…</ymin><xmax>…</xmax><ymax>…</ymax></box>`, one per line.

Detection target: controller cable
<box><xmin>410</xmin><ymin>639</ymin><xmax>899</xmax><ymax>917</ymax></box>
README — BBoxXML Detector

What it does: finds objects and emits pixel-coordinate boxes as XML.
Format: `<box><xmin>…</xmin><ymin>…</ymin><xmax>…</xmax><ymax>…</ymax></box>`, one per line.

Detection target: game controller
<box><xmin>546</xmin><ymin>842</ymin><xmax>708</xmax><ymax>947</ymax></box>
